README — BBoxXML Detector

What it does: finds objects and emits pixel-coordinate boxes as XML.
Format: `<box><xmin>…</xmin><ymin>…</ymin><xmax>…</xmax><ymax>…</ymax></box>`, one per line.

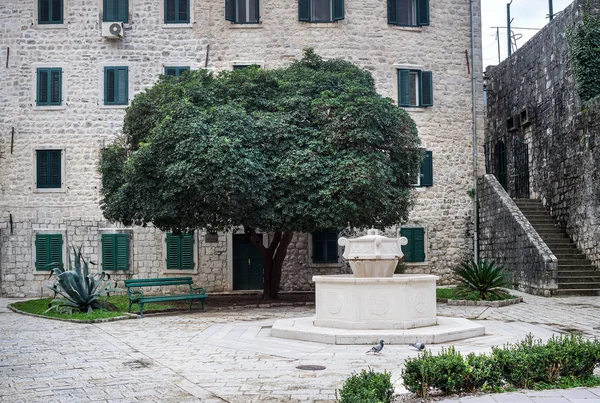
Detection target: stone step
<box><xmin>530</xmin><ymin>224</ymin><xmax>564</xmax><ymax>232</ymax></box>
<box><xmin>558</xmin><ymin>270</ymin><xmax>599</xmax><ymax>277</ymax></box>
<box><xmin>554</xmin><ymin>289</ymin><xmax>600</xmax><ymax>297</ymax></box>
<box><xmin>537</xmin><ymin>233</ymin><xmax>571</xmax><ymax>240</ymax></box>
<box><xmin>514</xmin><ymin>199</ymin><xmax>543</xmax><ymax>205</ymax></box>
<box><xmin>555</xmin><ymin>254</ymin><xmax>587</xmax><ymax>260</ymax></box>
<box><xmin>556</xmin><ymin>282</ymin><xmax>600</xmax><ymax>290</ymax></box>
<box><xmin>558</xmin><ymin>261</ymin><xmax>594</xmax><ymax>267</ymax></box>
<box><xmin>527</xmin><ymin>218</ymin><xmax>560</xmax><ymax>224</ymax></box>
<box><xmin>557</xmin><ymin>275</ymin><xmax>600</xmax><ymax>283</ymax></box>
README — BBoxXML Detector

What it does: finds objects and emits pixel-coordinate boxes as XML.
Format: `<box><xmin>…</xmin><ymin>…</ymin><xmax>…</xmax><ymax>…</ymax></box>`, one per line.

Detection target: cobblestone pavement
<box><xmin>2</xmin><ymin>291</ymin><xmax>600</xmax><ymax>402</ymax></box>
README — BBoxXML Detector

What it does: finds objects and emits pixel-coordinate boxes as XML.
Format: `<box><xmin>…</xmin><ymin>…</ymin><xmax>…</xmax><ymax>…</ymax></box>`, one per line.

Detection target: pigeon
<box><xmin>367</xmin><ymin>340</ymin><xmax>385</xmax><ymax>355</ymax></box>
<box><xmin>409</xmin><ymin>342</ymin><xmax>426</xmax><ymax>351</ymax></box>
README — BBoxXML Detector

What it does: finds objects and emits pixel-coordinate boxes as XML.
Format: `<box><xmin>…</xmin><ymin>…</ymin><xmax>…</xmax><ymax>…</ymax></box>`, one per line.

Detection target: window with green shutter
<box><xmin>38</xmin><ymin>0</ymin><xmax>63</xmax><ymax>24</ymax></box>
<box><xmin>400</xmin><ymin>227</ymin><xmax>425</xmax><ymax>263</ymax></box>
<box><xmin>36</xmin><ymin>68</ymin><xmax>62</xmax><ymax>106</ymax></box>
<box><xmin>36</xmin><ymin>150</ymin><xmax>62</xmax><ymax>188</ymax></box>
<box><xmin>165</xmin><ymin>0</ymin><xmax>190</xmax><ymax>23</ymax></box>
<box><xmin>164</xmin><ymin>66</ymin><xmax>190</xmax><ymax>77</ymax></box>
<box><xmin>35</xmin><ymin>233</ymin><xmax>63</xmax><ymax>270</ymax></box>
<box><xmin>225</xmin><ymin>0</ymin><xmax>260</xmax><ymax>24</ymax></box>
<box><xmin>298</xmin><ymin>0</ymin><xmax>344</xmax><ymax>23</ymax></box>
<box><xmin>398</xmin><ymin>69</ymin><xmax>433</xmax><ymax>107</ymax></box>
<box><xmin>166</xmin><ymin>233</ymin><xmax>194</xmax><ymax>270</ymax></box>
<box><xmin>388</xmin><ymin>0</ymin><xmax>429</xmax><ymax>27</ymax></box>
<box><xmin>413</xmin><ymin>150</ymin><xmax>433</xmax><ymax>187</ymax></box>
<box><xmin>312</xmin><ymin>230</ymin><xmax>339</xmax><ymax>263</ymax></box>
<box><xmin>104</xmin><ymin>66</ymin><xmax>128</xmax><ymax>105</ymax></box>
<box><xmin>103</xmin><ymin>0</ymin><xmax>129</xmax><ymax>23</ymax></box>
<box><xmin>102</xmin><ymin>234</ymin><xmax>130</xmax><ymax>270</ymax></box>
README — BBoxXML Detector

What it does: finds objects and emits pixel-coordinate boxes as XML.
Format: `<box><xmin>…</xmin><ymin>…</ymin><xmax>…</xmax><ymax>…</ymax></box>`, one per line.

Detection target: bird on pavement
<box><xmin>367</xmin><ymin>340</ymin><xmax>385</xmax><ymax>355</ymax></box>
<box><xmin>409</xmin><ymin>342</ymin><xmax>426</xmax><ymax>351</ymax></box>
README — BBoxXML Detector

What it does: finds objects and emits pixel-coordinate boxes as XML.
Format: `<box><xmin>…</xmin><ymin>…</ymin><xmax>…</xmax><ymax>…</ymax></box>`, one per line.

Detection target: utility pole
<box><xmin>497</xmin><ymin>27</ymin><xmax>501</xmax><ymax>64</ymax></box>
<box><xmin>549</xmin><ymin>0</ymin><xmax>554</xmax><ymax>20</ymax></box>
<box><xmin>507</xmin><ymin>1</ymin><xmax>514</xmax><ymax>57</ymax></box>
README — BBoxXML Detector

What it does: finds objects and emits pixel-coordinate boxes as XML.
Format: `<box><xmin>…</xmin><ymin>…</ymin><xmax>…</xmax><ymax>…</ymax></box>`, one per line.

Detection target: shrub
<box><xmin>402</xmin><ymin>350</ymin><xmax>434</xmax><ymax>397</ymax></box>
<box><xmin>337</xmin><ymin>368</ymin><xmax>394</xmax><ymax>403</ymax></box>
<box><xmin>46</xmin><ymin>246</ymin><xmax>121</xmax><ymax>314</ymax></box>
<box><xmin>464</xmin><ymin>353</ymin><xmax>502</xmax><ymax>392</ymax></box>
<box><xmin>453</xmin><ymin>259</ymin><xmax>511</xmax><ymax>300</ymax></box>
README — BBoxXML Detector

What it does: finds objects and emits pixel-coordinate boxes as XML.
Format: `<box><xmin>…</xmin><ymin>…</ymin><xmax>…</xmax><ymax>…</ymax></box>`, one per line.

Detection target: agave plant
<box><xmin>453</xmin><ymin>259</ymin><xmax>512</xmax><ymax>300</ymax></box>
<box><xmin>45</xmin><ymin>246</ymin><xmax>121</xmax><ymax>314</ymax></box>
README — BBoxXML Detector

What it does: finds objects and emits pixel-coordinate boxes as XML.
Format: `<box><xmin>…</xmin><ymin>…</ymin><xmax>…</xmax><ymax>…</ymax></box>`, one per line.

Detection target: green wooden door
<box><xmin>233</xmin><ymin>234</ymin><xmax>263</xmax><ymax>290</ymax></box>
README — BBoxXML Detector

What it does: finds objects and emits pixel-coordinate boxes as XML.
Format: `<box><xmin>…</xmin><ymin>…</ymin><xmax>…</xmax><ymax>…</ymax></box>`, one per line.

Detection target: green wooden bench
<box><xmin>123</xmin><ymin>277</ymin><xmax>207</xmax><ymax>317</ymax></box>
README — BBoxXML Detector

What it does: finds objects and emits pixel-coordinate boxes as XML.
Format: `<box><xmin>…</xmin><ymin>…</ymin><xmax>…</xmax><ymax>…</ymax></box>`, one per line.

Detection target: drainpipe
<box><xmin>470</xmin><ymin>0</ymin><xmax>479</xmax><ymax>263</ymax></box>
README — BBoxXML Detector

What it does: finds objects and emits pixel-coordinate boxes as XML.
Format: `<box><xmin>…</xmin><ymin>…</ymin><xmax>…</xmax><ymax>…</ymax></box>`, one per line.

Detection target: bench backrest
<box><xmin>124</xmin><ymin>277</ymin><xmax>194</xmax><ymax>288</ymax></box>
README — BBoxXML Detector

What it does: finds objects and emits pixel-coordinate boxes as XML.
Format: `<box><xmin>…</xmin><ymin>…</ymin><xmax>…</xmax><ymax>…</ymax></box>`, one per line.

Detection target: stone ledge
<box><xmin>8</xmin><ymin>304</ymin><xmax>136</xmax><ymax>323</ymax></box>
<box><xmin>437</xmin><ymin>296</ymin><xmax>523</xmax><ymax>307</ymax></box>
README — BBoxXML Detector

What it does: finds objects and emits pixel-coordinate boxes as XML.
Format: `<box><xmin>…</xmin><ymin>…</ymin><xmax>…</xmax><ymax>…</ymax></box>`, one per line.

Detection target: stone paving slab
<box><xmin>3</xmin><ymin>291</ymin><xmax>600</xmax><ymax>402</ymax></box>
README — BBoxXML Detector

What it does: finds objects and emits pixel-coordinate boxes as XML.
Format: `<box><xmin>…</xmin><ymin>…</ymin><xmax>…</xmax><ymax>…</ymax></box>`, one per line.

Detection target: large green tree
<box><xmin>99</xmin><ymin>50</ymin><xmax>423</xmax><ymax>299</ymax></box>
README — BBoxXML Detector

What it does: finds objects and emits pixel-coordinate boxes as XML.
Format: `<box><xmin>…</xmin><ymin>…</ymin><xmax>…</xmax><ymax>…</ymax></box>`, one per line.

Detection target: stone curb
<box><xmin>8</xmin><ymin>304</ymin><xmax>137</xmax><ymax>323</ymax></box>
<box><xmin>8</xmin><ymin>300</ymin><xmax>315</xmax><ymax>323</ymax></box>
<box><xmin>437</xmin><ymin>296</ymin><xmax>523</xmax><ymax>307</ymax></box>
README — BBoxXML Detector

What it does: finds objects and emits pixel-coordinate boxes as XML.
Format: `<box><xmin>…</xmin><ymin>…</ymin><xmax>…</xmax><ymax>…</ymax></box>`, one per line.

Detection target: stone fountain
<box><xmin>272</xmin><ymin>230</ymin><xmax>485</xmax><ymax>344</ymax></box>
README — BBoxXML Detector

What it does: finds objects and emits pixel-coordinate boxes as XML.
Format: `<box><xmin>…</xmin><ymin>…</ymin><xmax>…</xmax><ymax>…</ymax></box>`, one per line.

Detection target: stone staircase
<box><xmin>514</xmin><ymin>199</ymin><xmax>600</xmax><ymax>296</ymax></box>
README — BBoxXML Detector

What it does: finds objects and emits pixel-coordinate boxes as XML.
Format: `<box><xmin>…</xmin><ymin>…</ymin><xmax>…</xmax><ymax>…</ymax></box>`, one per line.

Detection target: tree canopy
<box><xmin>99</xmin><ymin>49</ymin><xmax>423</xmax><ymax>235</ymax></box>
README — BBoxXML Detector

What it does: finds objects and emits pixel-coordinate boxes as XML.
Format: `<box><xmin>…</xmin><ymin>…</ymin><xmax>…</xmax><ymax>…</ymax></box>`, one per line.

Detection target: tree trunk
<box><xmin>244</xmin><ymin>227</ymin><xmax>294</xmax><ymax>300</ymax></box>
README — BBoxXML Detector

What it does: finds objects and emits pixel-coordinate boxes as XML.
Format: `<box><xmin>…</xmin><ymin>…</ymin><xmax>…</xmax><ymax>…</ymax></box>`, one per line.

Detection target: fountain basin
<box><xmin>314</xmin><ymin>274</ymin><xmax>438</xmax><ymax>330</ymax></box>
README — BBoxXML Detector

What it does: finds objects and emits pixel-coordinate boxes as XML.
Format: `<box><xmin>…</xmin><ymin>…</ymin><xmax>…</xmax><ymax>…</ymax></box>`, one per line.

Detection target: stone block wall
<box><xmin>478</xmin><ymin>175</ymin><xmax>558</xmax><ymax>296</ymax></box>
<box><xmin>0</xmin><ymin>0</ymin><xmax>482</xmax><ymax>297</ymax></box>
<box><xmin>485</xmin><ymin>0</ymin><xmax>600</xmax><ymax>270</ymax></box>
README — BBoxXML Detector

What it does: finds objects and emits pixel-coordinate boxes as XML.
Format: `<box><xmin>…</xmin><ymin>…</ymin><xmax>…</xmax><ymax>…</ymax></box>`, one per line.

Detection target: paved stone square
<box><xmin>2</xmin><ymin>291</ymin><xmax>600</xmax><ymax>402</ymax></box>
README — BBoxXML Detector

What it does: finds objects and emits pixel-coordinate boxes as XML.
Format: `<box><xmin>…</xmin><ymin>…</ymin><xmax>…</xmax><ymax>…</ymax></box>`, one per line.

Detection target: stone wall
<box><xmin>478</xmin><ymin>175</ymin><xmax>558</xmax><ymax>296</ymax></box>
<box><xmin>0</xmin><ymin>0</ymin><xmax>483</xmax><ymax>297</ymax></box>
<box><xmin>484</xmin><ymin>0</ymin><xmax>600</xmax><ymax>270</ymax></box>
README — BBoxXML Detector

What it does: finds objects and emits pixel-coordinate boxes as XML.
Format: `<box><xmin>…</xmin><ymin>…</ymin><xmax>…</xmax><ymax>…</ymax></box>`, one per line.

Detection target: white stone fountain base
<box><xmin>271</xmin><ymin>316</ymin><xmax>485</xmax><ymax>345</ymax></box>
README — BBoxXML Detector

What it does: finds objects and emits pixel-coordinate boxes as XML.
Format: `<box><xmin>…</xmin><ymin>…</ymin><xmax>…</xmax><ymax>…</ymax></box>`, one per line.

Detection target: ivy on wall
<box><xmin>568</xmin><ymin>9</ymin><xmax>600</xmax><ymax>103</ymax></box>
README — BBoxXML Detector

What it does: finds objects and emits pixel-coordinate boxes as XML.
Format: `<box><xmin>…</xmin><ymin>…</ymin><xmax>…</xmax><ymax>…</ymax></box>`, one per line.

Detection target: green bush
<box><xmin>453</xmin><ymin>259</ymin><xmax>511</xmax><ymax>300</ymax></box>
<box><xmin>402</xmin><ymin>334</ymin><xmax>600</xmax><ymax>397</ymax></box>
<box><xmin>337</xmin><ymin>368</ymin><xmax>394</xmax><ymax>403</ymax></box>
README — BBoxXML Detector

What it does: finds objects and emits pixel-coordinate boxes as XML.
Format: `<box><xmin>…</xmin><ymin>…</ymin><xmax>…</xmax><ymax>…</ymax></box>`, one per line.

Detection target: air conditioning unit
<box><xmin>102</xmin><ymin>22</ymin><xmax>124</xmax><ymax>39</ymax></box>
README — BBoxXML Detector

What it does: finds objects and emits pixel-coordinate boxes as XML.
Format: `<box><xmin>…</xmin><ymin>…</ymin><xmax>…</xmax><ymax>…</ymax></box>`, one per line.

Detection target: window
<box><xmin>388</xmin><ymin>0</ymin><xmax>429</xmax><ymax>27</ymax></box>
<box><xmin>166</xmin><ymin>233</ymin><xmax>194</xmax><ymax>270</ymax></box>
<box><xmin>35</xmin><ymin>234</ymin><xmax>63</xmax><ymax>270</ymax></box>
<box><xmin>312</xmin><ymin>230</ymin><xmax>339</xmax><ymax>263</ymax></box>
<box><xmin>413</xmin><ymin>150</ymin><xmax>433</xmax><ymax>187</ymax></box>
<box><xmin>398</xmin><ymin>69</ymin><xmax>433</xmax><ymax>107</ymax></box>
<box><xmin>298</xmin><ymin>0</ymin><xmax>344</xmax><ymax>23</ymax></box>
<box><xmin>400</xmin><ymin>227</ymin><xmax>425</xmax><ymax>263</ymax></box>
<box><xmin>36</xmin><ymin>150</ymin><xmax>61</xmax><ymax>188</ymax></box>
<box><xmin>104</xmin><ymin>66</ymin><xmax>128</xmax><ymax>105</ymax></box>
<box><xmin>101</xmin><ymin>234</ymin><xmax>130</xmax><ymax>270</ymax></box>
<box><xmin>104</xmin><ymin>0</ymin><xmax>129</xmax><ymax>23</ymax></box>
<box><xmin>232</xmin><ymin>64</ymin><xmax>260</xmax><ymax>70</ymax></box>
<box><xmin>38</xmin><ymin>0</ymin><xmax>63</xmax><ymax>24</ymax></box>
<box><xmin>36</xmin><ymin>68</ymin><xmax>62</xmax><ymax>106</ymax></box>
<box><xmin>226</xmin><ymin>0</ymin><xmax>259</xmax><ymax>24</ymax></box>
<box><xmin>165</xmin><ymin>0</ymin><xmax>190</xmax><ymax>23</ymax></box>
<box><xmin>164</xmin><ymin>66</ymin><xmax>190</xmax><ymax>77</ymax></box>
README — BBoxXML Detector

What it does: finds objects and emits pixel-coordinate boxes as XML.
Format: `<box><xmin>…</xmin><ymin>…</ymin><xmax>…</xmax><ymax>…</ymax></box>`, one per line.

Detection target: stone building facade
<box><xmin>0</xmin><ymin>0</ymin><xmax>483</xmax><ymax>297</ymax></box>
<box><xmin>484</xmin><ymin>0</ymin><xmax>600</xmax><ymax>271</ymax></box>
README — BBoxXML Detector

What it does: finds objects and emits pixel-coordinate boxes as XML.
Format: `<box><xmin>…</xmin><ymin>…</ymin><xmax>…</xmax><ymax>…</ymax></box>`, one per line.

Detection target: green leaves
<box><xmin>453</xmin><ymin>259</ymin><xmax>512</xmax><ymax>300</ymax></box>
<box><xmin>99</xmin><ymin>49</ymin><xmax>422</xmax><ymax>234</ymax></box>
<box><xmin>45</xmin><ymin>246</ymin><xmax>121</xmax><ymax>314</ymax></box>
<box><xmin>337</xmin><ymin>368</ymin><xmax>394</xmax><ymax>403</ymax></box>
<box><xmin>568</xmin><ymin>12</ymin><xmax>600</xmax><ymax>103</ymax></box>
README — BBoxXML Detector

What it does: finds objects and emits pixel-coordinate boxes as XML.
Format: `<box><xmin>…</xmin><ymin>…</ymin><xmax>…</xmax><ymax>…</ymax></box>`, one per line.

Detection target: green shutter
<box><xmin>166</xmin><ymin>233</ymin><xmax>180</xmax><ymax>269</ymax></box>
<box><xmin>102</xmin><ymin>234</ymin><xmax>115</xmax><ymax>270</ymax></box>
<box><xmin>37</xmin><ymin>68</ymin><xmax>61</xmax><ymax>106</ymax></box>
<box><xmin>117</xmin><ymin>0</ymin><xmax>128</xmax><ymax>22</ymax></box>
<box><xmin>165</xmin><ymin>0</ymin><xmax>189</xmax><ymax>23</ymax></box>
<box><xmin>417</xmin><ymin>0</ymin><xmax>429</xmax><ymax>26</ymax></box>
<box><xmin>412</xmin><ymin>228</ymin><xmax>425</xmax><ymax>262</ymax></box>
<box><xmin>398</xmin><ymin>69</ymin><xmax>411</xmax><ymax>107</ymax></box>
<box><xmin>104</xmin><ymin>0</ymin><xmax>129</xmax><ymax>23</ymax></box>
<box><xmin>401</xmin><ymin>228</ymin><xmax>425</xmax><ymax>262</ymax></box>
<box><xmin>36</xmin><ymin>234</ymin><xmax>62</xmax><ymax>270</ymax></box>
<box><xmin>325</xmin><ymin>231</ymin><xmax>339</xmax><ymax>263</ymax></box>
<box><xmin>117</xmin><ymin>67</ymin><xmax>128</xmax><ymax>104</ymax></box>
<box><xmin>39</xmin><ymin>0</ymin><xmax>63</xmax><ymax>24</ymax></box>
<box><xmin>387</xmin><ymin>0</ymin><xmax>397</xmax><ymax>24</ymax></box>
<box><xmin>179</xmin><ymin>0</ymin><xmax>189</xmax><ymax>22</ymax></box>
<box><xmin>116</xmin><ymin>234</ymin><xmax>130</xmax><ymax>270</ymax></box>
<box><xmin>36</xmin><ymin>150</ymin><xmax>61</xmax><ymax>188</ymax></box>
<box><xmin>333</xmin><ymin>0</ymin><xmax>344</xmax><ymax>21</ymax></box>
<box><xmin>104</xmin><ymin>67</ymin><xmax>128</xmax><ymax>105</ymax></box>
<box><xmin>180</xmin><ymin>233</ymin><xmax>194</xmax><ymax>269</ymax></box>
<box><xmin>165</xmin><ymin>67</ymin><xmax>177</xmax><ymax>76</ymax></box>
<box><xmin>225</xmin><ymin>0</ymin><xmax>235</xmax><ymax>21</ymax></box>
<box><xmin>298</xmin><ymin>0</ymin><xmax>310</xmax><ymax>21</ymax></box>
<box><xmin>420</xmin><ymin>150</ymin><xmax>433</xmax><ymax>186</ymax></box>
<box><xmin>421</xmin><ymin>71</ymin><xmax>433</xmax><ymax>106</ymax></box>
<box><xmin>312</xmin><ymin>232</ymin><xmax>324</xmax><ymax>263</ymax></box>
